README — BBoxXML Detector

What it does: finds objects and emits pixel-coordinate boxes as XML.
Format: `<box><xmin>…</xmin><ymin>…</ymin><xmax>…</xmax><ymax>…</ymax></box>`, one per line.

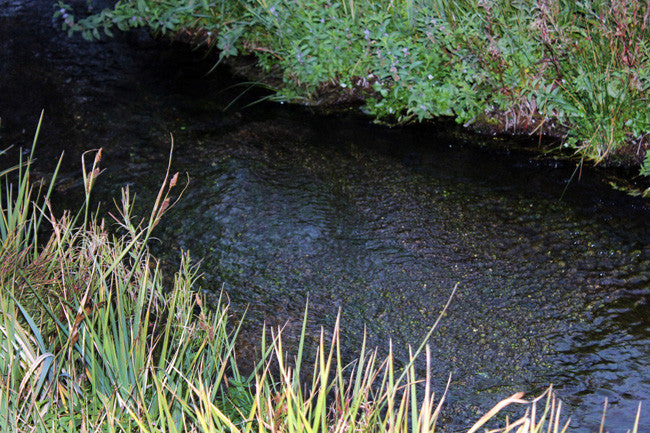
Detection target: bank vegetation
<box><xmin>55</xmin><ymin>0</ymin><xmax>649</xmax><ymax>192</ymax></box>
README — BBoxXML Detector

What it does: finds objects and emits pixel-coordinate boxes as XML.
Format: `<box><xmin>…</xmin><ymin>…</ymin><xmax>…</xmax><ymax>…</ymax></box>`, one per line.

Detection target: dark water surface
<box><xmin>1</xmin><ymin>2</ymin><xmax>648</xmax><ymax>431</ymax></box>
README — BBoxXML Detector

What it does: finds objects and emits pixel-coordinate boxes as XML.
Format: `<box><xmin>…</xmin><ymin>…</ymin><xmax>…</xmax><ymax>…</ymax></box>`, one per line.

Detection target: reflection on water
<box><xmin>1</xmin><ymin>2</ymin><xmax>648</xmax><ymax>432</ymax></box>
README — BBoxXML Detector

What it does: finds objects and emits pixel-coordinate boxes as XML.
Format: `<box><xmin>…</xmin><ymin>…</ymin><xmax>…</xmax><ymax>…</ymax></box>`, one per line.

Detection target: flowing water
<box><xmin>1</xmin><ymin>2</ymin><xmax>649</xmax><ymax>431</ymax></box>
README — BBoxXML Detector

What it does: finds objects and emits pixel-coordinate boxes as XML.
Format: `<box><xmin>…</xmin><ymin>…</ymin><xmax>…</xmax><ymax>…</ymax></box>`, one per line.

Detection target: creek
<box><xmin>1</xmin><ymin>2</ymin><xmax>648</xmax><ymax>431</ymax></box>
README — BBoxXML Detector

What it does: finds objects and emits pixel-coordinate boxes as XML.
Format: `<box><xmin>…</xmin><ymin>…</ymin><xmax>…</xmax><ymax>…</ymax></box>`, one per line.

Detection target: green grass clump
<box><xmin>54</xmin><ymin>0</ymin><xmax>649</xmax><ymax>183</ymax></box>
<box><xmin>1</xmin><ymin>121</ymin><xmax>643</xmax><ymax>431</ymax></box>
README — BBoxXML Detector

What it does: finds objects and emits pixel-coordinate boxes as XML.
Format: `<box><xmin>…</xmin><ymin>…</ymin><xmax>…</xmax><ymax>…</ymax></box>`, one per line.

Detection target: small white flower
<box><xmin>427</xmin><ymin>74</ymin><xmax>433</xmax><ymax>80</ymax></box>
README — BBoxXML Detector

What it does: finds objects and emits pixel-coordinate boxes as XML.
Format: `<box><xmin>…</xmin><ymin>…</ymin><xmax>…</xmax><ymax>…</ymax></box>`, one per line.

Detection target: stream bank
<box><xmin>54</xmin><ymin>0</ymin><xmax>650</xmax><ymax>185</ymax></box>
<box><xmin>1</xmin><ymin>2</ymin><xmax>649</xmax><ymax>432</ymax></box>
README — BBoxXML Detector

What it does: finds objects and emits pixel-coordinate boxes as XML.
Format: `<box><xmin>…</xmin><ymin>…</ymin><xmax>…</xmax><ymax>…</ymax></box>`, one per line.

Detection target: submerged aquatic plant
<box><xmin>1</xmin><ymin>120</ymin><xmax>644</xmax><ymax>431</ymax></box>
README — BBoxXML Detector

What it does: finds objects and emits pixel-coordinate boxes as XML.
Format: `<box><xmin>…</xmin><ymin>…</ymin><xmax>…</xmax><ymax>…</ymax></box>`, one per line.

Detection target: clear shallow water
<box><xmin>1</xmin><ymin>2</ymin><xmax>648</xmax><ymax>431</ymax></box>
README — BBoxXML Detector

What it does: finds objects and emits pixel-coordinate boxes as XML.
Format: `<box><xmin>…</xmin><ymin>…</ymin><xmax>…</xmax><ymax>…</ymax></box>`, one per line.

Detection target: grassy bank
<box><xmin>4</xmin><ymin>120</ymin><xmax>643</xmax><ymax>431</ymax></box>
<box><xmin>55</xmin><ymin>0</ymin><xmax>649</xmax><ymax>184</ymax></box>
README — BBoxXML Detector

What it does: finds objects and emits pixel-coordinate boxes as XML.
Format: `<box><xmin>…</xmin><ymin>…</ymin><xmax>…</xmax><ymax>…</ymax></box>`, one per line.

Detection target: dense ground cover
<box><xmin>3</xmin><ymin>120</ymin><xmax>621</xmax><ymax>432</ymax></box>
<box><xmin>55</xmin><ymin>0</ymin><xmax>649</xmax><ymax>186</ymax></box>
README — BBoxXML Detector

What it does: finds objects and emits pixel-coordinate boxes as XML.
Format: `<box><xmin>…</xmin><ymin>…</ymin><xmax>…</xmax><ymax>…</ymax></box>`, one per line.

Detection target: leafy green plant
<box><xmin>531</xmin><ymin>0</ymin><xmax>650</xmax><ymax>164</ymax></box>
<box><xmin>52</xmin><ymin>0</ymin><xmax>650</xmax><ymax>177</ymax></box>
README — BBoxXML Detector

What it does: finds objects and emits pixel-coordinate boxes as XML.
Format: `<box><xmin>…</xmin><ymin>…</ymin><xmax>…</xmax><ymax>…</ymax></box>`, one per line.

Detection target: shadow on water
<box><xmin>1</xmin><ymin>2</ymin><xmax>648</xmax><ymax>431</ymax></box>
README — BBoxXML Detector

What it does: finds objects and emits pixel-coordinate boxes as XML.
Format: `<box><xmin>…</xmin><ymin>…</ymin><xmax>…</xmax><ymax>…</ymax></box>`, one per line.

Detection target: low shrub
<box><xmin>53</xmin><ymin>0</ymin><xmax>649</xmax><ymax>183</ymax></box>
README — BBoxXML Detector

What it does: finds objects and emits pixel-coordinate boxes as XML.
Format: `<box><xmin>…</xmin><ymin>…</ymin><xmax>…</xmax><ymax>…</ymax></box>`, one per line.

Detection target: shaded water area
<box><xmin>1</xmin><ymin>2</ymin><xmax>649</xmax><ymax>431</ymax></box>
